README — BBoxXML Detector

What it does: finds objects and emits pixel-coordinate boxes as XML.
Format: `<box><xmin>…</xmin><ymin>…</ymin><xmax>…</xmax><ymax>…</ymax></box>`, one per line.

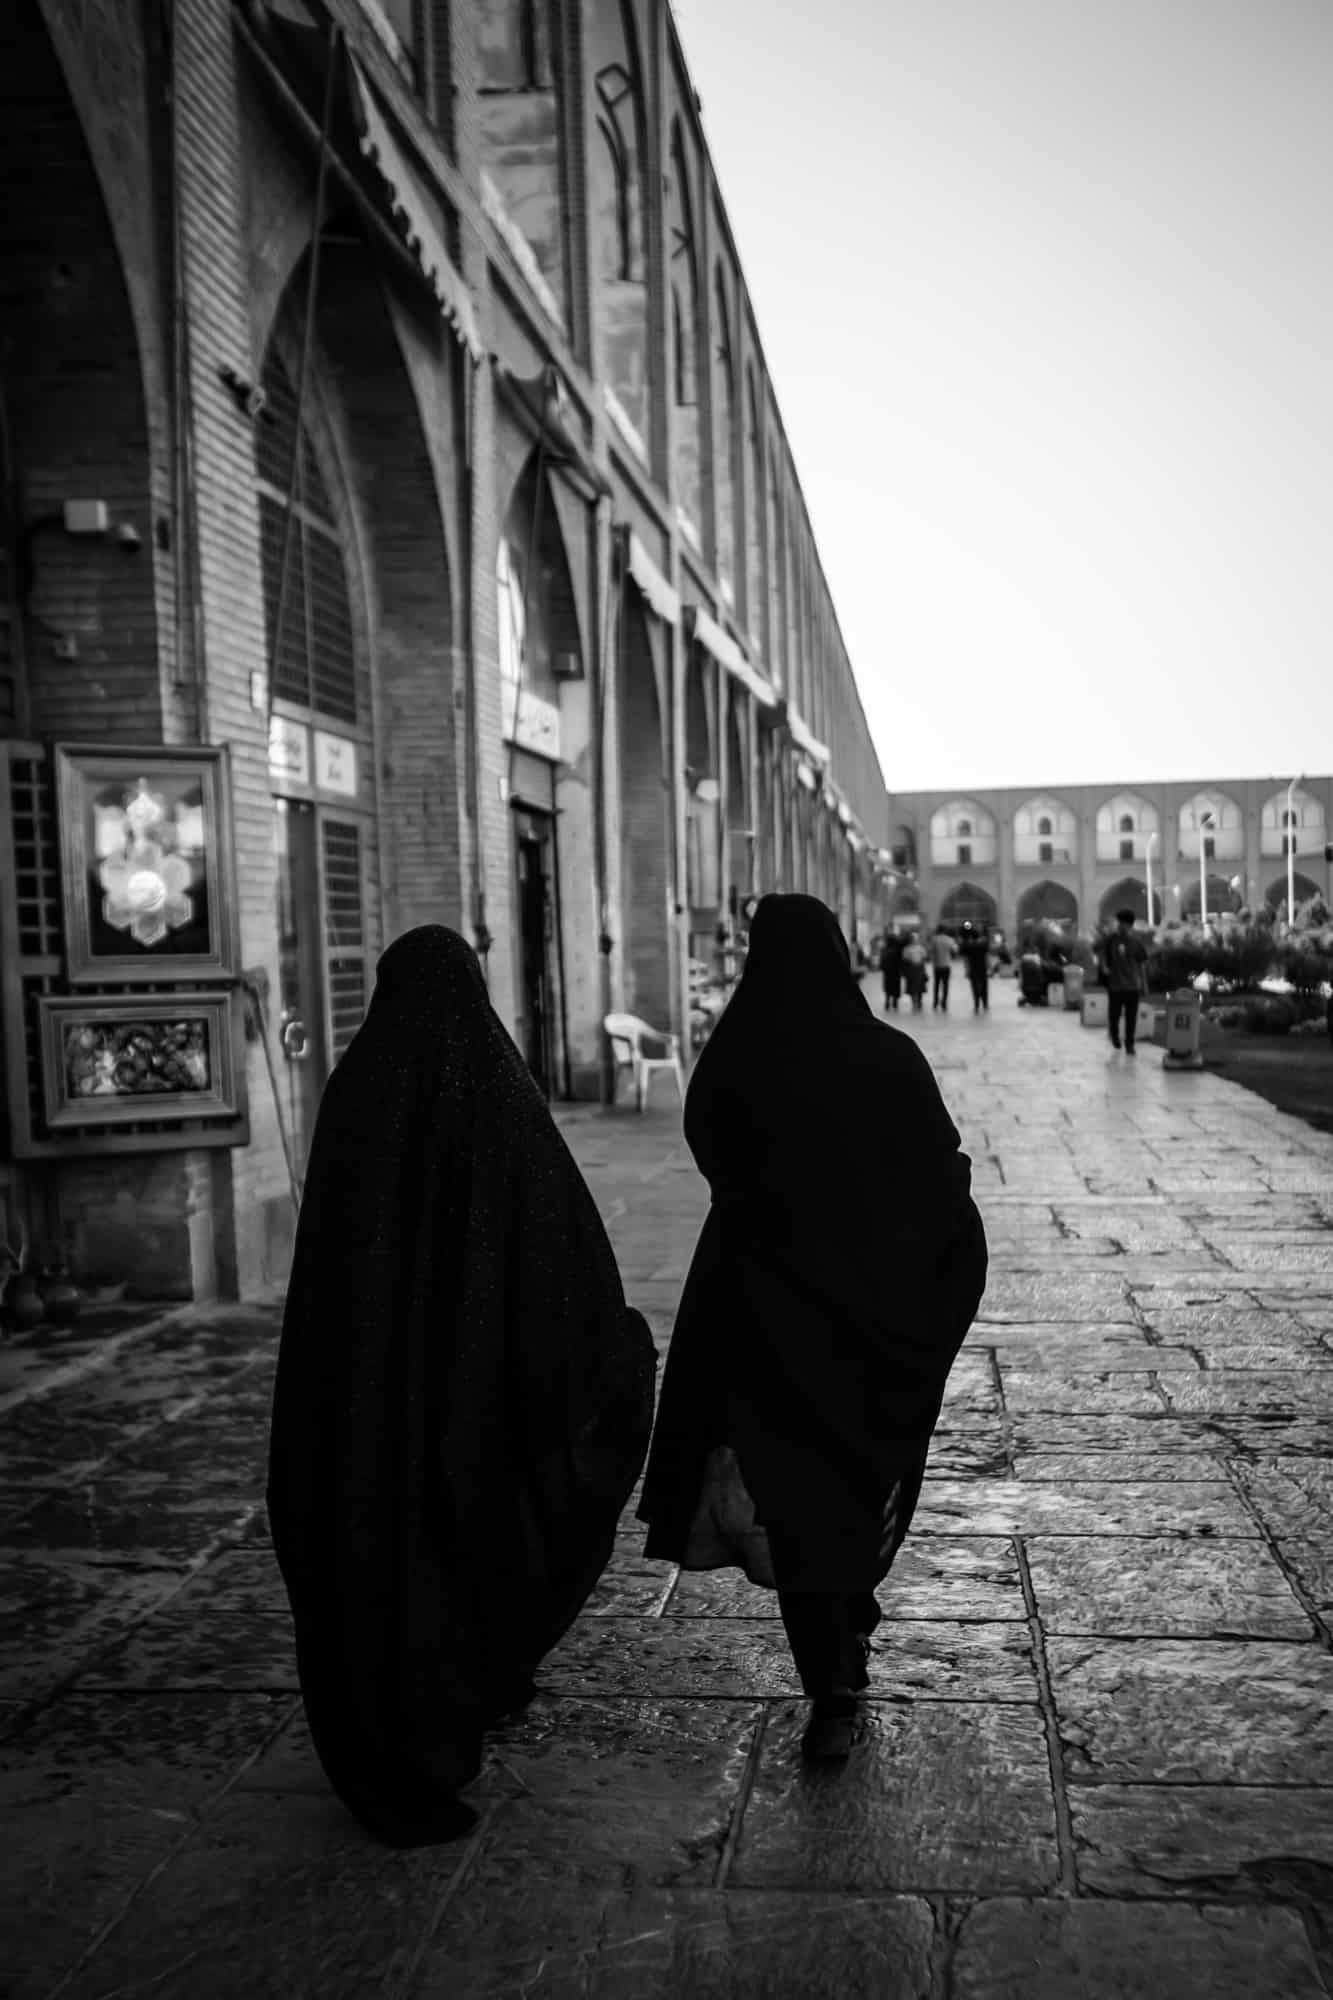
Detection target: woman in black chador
<box><xmin>639</xmin><ymin>895</ymin><xmax>987</xmax><ymax>1759</ymax></box>
<box><xmin>268</xmin><ymin>926</ymin><xmax>656</xmax><ymax>1845</ymax></box>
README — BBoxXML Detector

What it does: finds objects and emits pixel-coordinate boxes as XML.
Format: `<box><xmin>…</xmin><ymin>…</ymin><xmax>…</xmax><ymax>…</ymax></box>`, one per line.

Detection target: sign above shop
<box><xmin>501</xmin><ymin>678</ymin><xmax>561</xmax><ymax>762</ymax></box>
<box><xmin>268</xmin><ymin>716</ymin><xmax>310</xmax><ymax>787</ymax></box>
<box><xmin>313</xmin><ymin>730</ymin><xmax>358</xmax><ymax>797</ymax></box>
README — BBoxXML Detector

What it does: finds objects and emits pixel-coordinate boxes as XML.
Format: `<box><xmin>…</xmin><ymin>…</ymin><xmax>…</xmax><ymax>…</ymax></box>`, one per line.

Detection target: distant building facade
<box><xmin>0</xmin><ymin>0</ymin><xmax>891</xmax><ymax>1303</ymax></box>
<box><xmin>887</xmin><ymin>778</ymin><xmax>1333</xmax><ymax>938</ymax></box>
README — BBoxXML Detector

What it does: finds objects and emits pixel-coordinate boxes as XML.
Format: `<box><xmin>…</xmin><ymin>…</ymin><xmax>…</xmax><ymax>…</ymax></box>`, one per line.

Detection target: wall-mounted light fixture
<box><xmin>18</xmin><ymin>501</ymin><xmax>144</xmax><ymax>598</ymax></box>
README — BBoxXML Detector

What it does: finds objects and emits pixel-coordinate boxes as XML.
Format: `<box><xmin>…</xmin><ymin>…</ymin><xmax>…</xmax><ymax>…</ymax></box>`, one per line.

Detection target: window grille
<box><xmin>1039</xmin><ymin>841</ymin><xmax>1053</xmax><ymax>864</ymax></box>
<box><xmin>957</xmin><ymin>842</ymin><xmax>971</xmax><ymax>866</ymax></box>
<box><xmin>1120</xmin><ymin>838</ymin><xmax>1134</xmax><ymax>861</ymax></box>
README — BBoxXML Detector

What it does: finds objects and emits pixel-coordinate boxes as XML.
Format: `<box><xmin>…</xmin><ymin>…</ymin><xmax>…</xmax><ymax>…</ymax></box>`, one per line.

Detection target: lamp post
<box><xmin>1198</xmin><ymin>811</ymin><xmax>1216</xmax><ymax>928</ymax></box>
<box><xmin>1144</xmin><ymin>830</ymin><xmax>1158</xmax><ymax>930</ymax></box>
<box><xmin>1286</xmin><ymin>774</ymin><xmax>1305</xmax><ymax>931</ymax></box>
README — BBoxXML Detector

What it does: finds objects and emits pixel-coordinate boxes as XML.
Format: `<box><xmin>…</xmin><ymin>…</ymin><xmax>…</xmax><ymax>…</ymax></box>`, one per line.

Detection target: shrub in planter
<box><xmin>1243</xmin><ymin>996</ymin><xmax>1296</xmax><ymax>1035</ymax></box>
<box><xmin>1201</xmin><ymin>925</ymin><xmax>1278</xmax><ymax>993</ymax></box>
<box><xmin>1148</xmin><ymin>941</ymin><xmax>1207</xmax><ymax>994</ymax></box>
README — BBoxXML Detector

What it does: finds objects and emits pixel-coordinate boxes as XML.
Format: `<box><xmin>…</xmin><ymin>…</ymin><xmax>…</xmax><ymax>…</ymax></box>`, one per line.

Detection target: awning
<box><xmin>625</xmin><ymin>532</ymin><xmax>680</xmax><ymax>626</ymax></box>
<box><xmin>346</xmin><ymin>57</ymin><xmax>483</xmax><ymax>362</ymax></box>
<box><xmin>687</xmin><ymin>605</ymin><xmax>779</xmax><ymax>709</ymax></box>
<box><xmin>787</xmin><ymin>705</ymin><xmax>830</xmax><ymax>766</ymax></box>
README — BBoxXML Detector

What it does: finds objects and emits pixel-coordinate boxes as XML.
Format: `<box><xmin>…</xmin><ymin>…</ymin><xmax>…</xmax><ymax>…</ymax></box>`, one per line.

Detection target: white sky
<box><xmin>670</xmin><ymin>0</ymin><xmax>1332</xmax><ymax>794</ymax></box>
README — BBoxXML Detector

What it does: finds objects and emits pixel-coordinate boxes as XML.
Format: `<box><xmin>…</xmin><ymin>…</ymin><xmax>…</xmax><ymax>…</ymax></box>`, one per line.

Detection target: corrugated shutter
<box><xmin>256</xmin><ymin>352</ymin><xmax>358</xmax><ymax>725</ymax></box>
<box><xmin>320</xmin><ymin>817</ymin><xmax>366</xmax><ymax>1061</ymax></box>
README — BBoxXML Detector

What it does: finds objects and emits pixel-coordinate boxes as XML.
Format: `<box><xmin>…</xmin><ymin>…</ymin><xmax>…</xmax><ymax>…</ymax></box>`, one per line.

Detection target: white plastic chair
<box><xmin>603</xmin><ymin>1011</ymin><xmax>686</xmax><ymax>1113</ymax></box>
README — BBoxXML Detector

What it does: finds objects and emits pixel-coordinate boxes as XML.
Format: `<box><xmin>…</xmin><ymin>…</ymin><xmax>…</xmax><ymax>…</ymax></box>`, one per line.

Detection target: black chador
<box><xmin>638</xmin><ymin>894</ymin><xmax>987</xmax><ymax>1756</ymax></box>
<box><xmin>268</xmin><ymin>926</ymin><xmax>656</xmax><ymax>1845</ymax></box>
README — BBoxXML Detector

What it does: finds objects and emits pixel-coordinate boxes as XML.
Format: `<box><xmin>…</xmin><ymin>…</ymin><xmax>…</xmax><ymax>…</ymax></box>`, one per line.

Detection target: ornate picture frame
<box><xmin>54</xmin><ymin>745</ymin><xmax>239</xmax><ymax>985</ymax></box>
<box><xmin>37</xmin><ymin>992</ymin><xmax>242</xmax><ymax>1132</ymax></box>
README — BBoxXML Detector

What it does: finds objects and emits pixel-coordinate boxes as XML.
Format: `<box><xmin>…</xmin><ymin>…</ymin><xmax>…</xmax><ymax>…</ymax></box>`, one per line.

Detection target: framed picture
<box><xmin>55</xmin><ymin>745</ymin><xmax>238</xmax><ymax>984</ymax></box>
<box><xmin>37</xmin><ymin>992</ymin><xmax>242</xmax><ymax>1132</ymax></box>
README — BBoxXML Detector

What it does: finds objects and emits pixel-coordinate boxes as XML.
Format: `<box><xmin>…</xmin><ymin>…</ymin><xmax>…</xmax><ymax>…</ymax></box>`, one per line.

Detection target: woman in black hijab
<box><xmin>268</xmin><ymin>925</ymin><xmax>656</xmax><ymax>1845</ymax></box>
<box><xmin>639</xmin><ymin>894</ymin><xmax>986</xmax><ymax>1758</ymax></box>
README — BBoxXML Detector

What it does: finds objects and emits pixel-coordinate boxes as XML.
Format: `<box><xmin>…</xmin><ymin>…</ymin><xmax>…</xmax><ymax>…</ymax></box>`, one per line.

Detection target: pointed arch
<box><xmin>1179</xmin><ymin>789</ymin><xmax>1243</xmax><ymax>860</ymax></box>
<box><xmin>1260</xmin><ymin>785</ymin><xmax>1327</xmax><ymax>858</ymax></box>
<box><xmin>1099</xmin><ymin>878</ymin><xmax>1162</xmax><ymax>926</ymax></box>
<box><xmin>744</xmin><ymin>367</ymin><xmax>764</xmax><ymax>644</ymax></box>
<box><xmin>666</xmin><ymin>118</ymin><xmax>701</xmax><ymax>526</ymax></box>
<box><xmin>711</xmin><ymin>262</ymin><xmax>736</xmax><ymax>593</ymax></box>
<box><xmin>591</xmin><ymin>2</ymin><xmax>649</xmax><ymax>440</ymax></box>
<box><xmin>929</xmin><ymin>799</ymin><xmax>996</xmax><ymax>867</ymax></box>
<box><xmin>1017</xmin><ymin>881</ymin><xmax>1079</xmax><ymax>931</ymax></box>
<box><xmin>940</xmin><ymin>882</ymin><xmax>997</xmax><ymax>930</ymax></box>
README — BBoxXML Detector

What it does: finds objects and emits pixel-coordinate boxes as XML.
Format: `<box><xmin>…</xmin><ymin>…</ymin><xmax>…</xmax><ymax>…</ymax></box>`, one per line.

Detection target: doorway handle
<box><xmin>280</xmin><ymin>1013</ymin><xmax>310</xmax><ymax>1061</ymax></box>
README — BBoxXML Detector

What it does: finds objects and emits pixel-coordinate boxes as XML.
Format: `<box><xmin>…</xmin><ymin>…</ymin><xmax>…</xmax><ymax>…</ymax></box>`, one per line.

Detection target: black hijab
<box><xmin>268</xmin><ymin>925</ymin><xmax>655</xmax><ymax>1844</ymax></box>
<box><xmin>639</xmin><ymin>894</ymin><xmax>987</xmax><ymax>1580</ymax></box>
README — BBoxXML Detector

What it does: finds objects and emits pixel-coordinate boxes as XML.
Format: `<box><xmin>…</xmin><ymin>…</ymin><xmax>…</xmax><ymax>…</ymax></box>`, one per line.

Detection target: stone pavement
<box><xmin>2</xmin><ymin>989</ymin><xmax>1332</xmax><ymax>1998</ymax></box>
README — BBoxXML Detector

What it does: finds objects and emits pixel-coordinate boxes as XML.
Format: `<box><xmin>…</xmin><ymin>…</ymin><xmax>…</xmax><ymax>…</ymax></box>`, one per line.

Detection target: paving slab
<box><xmin>415</xmin><ymin>1882</ymin><xmax>937</xmax><ymax>1999</ymax></box>
<box><xmin>730</xmin><ymin>1699</ymin><xmax>1058</xmax><ymax>1894</ymax></box>
<box><xmin>1071</xmin><ymin>1783</ymin><xmax>1333</xmax><ymax>1895</ymax></box>
<box><xmin>0</xmin><ymin>1689</ymin><xmax>294</xmax><ymax>2000</ymax></box>
<box><xmin>915</xmin><ymin>1477</ymin><xmax>1260</xmax><ymax>1538</ymax></box>
<box><xmin>1047</xmin><ymin>1637</ymin><xmax>1333</xmax><ymax>1782</ymax></box>
<box><xmin>1024</xmin><ymin>1534</ymin><xmax>1312</xmax><ymax>1638</ymax></box>
<box><xmin>951</xmin><ymin>1897</ymin><xmax>1328</xmax><ymax>2000</ymax></box>
<box><xmin>541</xmin><ymin>1615</ymin><xmax>1037</xmax><ymax>1702</ymax></box>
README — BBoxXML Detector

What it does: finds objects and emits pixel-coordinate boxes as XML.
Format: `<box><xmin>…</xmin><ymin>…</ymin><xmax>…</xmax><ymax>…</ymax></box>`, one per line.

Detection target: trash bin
<box><xmin>1080</xmin><ymin>989</ymin><xmax>1108</xmax><ymax>1029</ymax></box>
<box><xmin>1162</xmin><ymin>987</ymin><xmax>1204</xmax><ymax>1069</ymax></box>
<box><xmin>1062</xmin><ymin>965</ymin><xmax>1085</xmax><ymax>1011</ymax></box>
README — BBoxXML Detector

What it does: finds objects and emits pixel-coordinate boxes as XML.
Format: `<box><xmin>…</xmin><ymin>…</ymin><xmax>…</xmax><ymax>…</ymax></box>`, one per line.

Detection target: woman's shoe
<box><xmin>801</xmin><ymin>1691</ymin><xmax>859</xmax><ymax>1762</ymax></box>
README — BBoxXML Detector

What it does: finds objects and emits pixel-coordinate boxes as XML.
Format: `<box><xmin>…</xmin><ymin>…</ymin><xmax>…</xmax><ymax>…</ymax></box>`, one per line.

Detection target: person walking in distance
<box><xmin>1096</xmin><ymin>907</ymin><xmax>1149</xmax><ymax>1055</ymax></box>
<box><xmin>638</xmin><ymin>896</ymin><xmax>987</xmax><ymax>1761</ymax></box>
<box><xmin>930</xmin><ymin>924</ymin><xmax>957</xmax><ymax>1011</ymax></box>
<box><xmin>902</xmin><ymin>932</ymin><xmax>928</xmax><ymax>1011</ymax></box>
<box><xmin>880</xmin><ymin>929</ymin><xmax>904</xmax><ymax>1012</ymax></box>
<box><xmin>959</xmin><ymin>924</ymin><xmax>991</xmax><ymax>1013</ymax></box>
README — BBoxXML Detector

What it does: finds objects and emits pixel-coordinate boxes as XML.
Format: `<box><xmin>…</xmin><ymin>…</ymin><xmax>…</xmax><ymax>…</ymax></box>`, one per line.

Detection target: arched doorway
<box><xmin>1017</xmin><ymin>880</ymin><xmax>1078</xmax><ymax>933</ymax></box>
<box><xmin>618</xmin><ymin>589</ymin><xmax>670</xmax><ymax>1023</ymax></box>
<box><xmin>497</xmin><ymin>447</ymin><xmax>581</xmax><ymax>1096</ymax></box>
<box><xmin>258</xmin><ymin>237</ymin><xmax>456</xmax><ymax>1164</ymax></box>
<box><xmin>1264</xmin><ymin>872</ymin><xmax>1321</xmax><ymax>913</ymax></box>
<box><xmin>1180</xmin><ymin>876</ymin><xmax>1242</xmax><ymax>920</ymax></box>
<box><xmin>724</xmin><ymin>696</ymin><xmax>749</xmax><ymax>914</ymax></box>
<box><xmin>1099</xmin><ymin>878</ymin><xmax>1162</xmax><ymax>926</ymax></box>
<box><xmin>941</xmin><ymin>882</ymin><xmax>997</xmax><ymax>931</ymax></box>
<box><xmin>684</xmin><ymin>650</ymin><xmax>718</xmax><ymax>965</ymax></box>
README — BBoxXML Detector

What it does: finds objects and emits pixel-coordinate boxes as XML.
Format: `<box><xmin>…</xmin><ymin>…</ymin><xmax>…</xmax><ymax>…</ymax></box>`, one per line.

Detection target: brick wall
<box><xmin>5</xmin><ymin>3</ymin><xmax>163</xmax><ymax>746</ymax></box>
<box><xmin>173</xmin><ymin>0</ymin><xmax>292</xmax><ymax>1294</ymax></box>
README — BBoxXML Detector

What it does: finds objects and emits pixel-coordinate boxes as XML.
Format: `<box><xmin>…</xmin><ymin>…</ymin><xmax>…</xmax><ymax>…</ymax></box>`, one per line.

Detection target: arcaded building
<box><xmin>887</xmin><ymin>778</ymin><xmax>1333</xmax><ymax>939</ymax></box>
<box><xmin>0</xmin><ymin>0</ymin><xmax>891</xmax><ymax>1301</ymax></box>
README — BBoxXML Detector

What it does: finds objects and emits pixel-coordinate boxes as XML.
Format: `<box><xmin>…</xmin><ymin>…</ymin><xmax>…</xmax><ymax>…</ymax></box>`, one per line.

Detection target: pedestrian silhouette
<box><xmin>930</xmin><ymin>923</ymin><xmax>957</xmax><ymax>1011</ymax></box>
<box><xmin>267</xmin><ymin>925</ymin><xmax>655</xmax><ymax>1845</ymax></box>
<box><xmin>638</xmin><ymin>895</ymin><xmax>988</xmax><ymax>1759</ymax></box>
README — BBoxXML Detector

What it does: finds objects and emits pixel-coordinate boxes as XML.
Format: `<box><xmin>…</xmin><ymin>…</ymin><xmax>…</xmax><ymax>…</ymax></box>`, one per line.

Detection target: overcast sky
<box><xmin>670</xmin><ymin>0</ymin><xmax>1332</xmax><ymax>796</ymax></box>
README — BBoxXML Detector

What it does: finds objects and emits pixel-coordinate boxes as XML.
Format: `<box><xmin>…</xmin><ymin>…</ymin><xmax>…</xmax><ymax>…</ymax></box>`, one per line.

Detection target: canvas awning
<box><xmin>787</xmin><ymin>706</ymin><xmax>830</xmax><ymax>766</ymax></box>
<box><xmin>625</xmin><ymin>532</ymin><xmax>680</xmax><ymax>626</ymax></box>
<box><xmin>346</xmin><ymin>57</ymin><xmax>482</xmax><ymax>362</ymax></box>
<box><xmin>687</xmin><ymin>605</ymin><xmax>779</xmax><ymax>709</ymax></box>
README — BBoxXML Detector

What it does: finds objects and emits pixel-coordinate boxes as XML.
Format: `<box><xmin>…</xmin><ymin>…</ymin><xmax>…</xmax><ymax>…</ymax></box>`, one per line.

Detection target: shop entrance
<box><xmin>512</xmin><ymin>802</ymin><xmax>563</xmax><ymax>1098</ymax></box>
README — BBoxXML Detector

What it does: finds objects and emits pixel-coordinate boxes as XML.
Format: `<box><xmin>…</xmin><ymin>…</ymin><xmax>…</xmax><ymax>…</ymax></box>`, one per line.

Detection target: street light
<box><xmin>1286</xmin><ymin>773</ymin><xmax>1305</xmax><ymax>930</ymax></box>
<box><xmin>1144</xmin><ymin>830</ymin><xmax>1159</xmax><ymax>930</ymax></box>
<box><xmin>1198</xmin><ymin>810</ymin><xmax>1216</xmax><ymax>927</ymax></box>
